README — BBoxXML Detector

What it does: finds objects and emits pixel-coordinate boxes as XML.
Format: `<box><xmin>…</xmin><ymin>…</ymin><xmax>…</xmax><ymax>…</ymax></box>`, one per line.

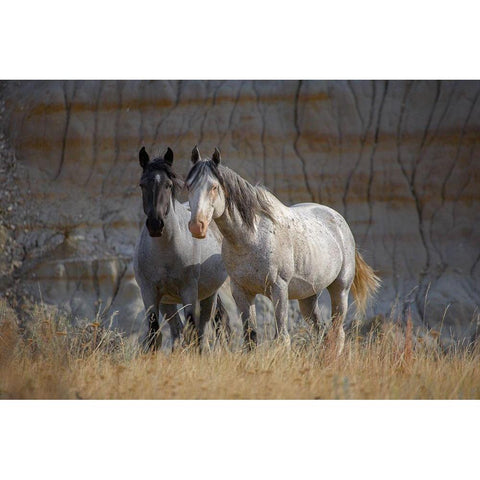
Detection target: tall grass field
<box><xmin>1</xmin><ymin>299</ymin><xmax>479</xmax><ymax>400</ymax></box>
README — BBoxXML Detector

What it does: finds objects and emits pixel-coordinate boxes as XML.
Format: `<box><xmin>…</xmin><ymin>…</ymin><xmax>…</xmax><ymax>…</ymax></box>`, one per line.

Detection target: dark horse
<box><xmin>133</xmin><ymin>146</ymin><xmax>230</xmax><ymax>351</ymax></box>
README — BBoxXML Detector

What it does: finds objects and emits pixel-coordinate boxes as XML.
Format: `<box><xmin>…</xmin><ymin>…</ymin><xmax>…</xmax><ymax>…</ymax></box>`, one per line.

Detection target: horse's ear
<box><xmin>191</xmin><ymin>145</ymin><xmax>201</xmax><ymax>164</ymax></box>
<box><xmin>164</xmin><ymin>147</ymin><xmax>174</xmax><ymax>166</ymax></box>
<box><xmin>212</xmin><ymin>147</ymin><xmax>221</xmax><ymax>165</ymax></box>
<box><xmin>139</xmin><ymin>147</ymin><xmax>150</xmax><ymax>169</ymax></box>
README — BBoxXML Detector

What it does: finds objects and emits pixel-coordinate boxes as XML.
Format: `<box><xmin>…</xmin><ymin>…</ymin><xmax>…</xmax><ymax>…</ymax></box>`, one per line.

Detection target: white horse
<box><xmin>134</xmin><ymin>147</ymin><xmax>229</xmax><ymax>351</ymax></box>
<box><xmin>185</xmin><ymin>147</ymin><xmax>380</xmax><ymax>354</ymax></box>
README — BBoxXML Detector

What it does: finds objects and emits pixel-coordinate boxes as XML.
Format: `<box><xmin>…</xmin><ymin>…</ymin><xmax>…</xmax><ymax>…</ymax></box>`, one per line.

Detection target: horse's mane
<box><xmin>186</xmin><ymin>160</ymin><xmax>276</xmax><ymax>230</ymax></box>
<box><xmin>142</xmin><ymin>158</ymin><xmax>184</xmax><ymax>201</ymax></box>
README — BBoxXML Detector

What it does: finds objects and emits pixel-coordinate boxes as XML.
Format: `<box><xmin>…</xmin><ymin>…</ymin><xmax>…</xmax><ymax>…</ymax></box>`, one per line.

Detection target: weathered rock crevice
<box><xmin>1</xmin><ymin>80</ymin><xmax>478</xmax><ymax>341</ymax></box>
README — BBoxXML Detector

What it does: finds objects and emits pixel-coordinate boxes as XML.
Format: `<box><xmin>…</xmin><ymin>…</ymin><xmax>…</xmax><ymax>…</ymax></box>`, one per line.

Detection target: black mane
<box><xmin>142</xmin><ymin>158</ymin><xmax>184</xmax><ymax>200</ymax></box>
<box><xmin>186</xmin><ymin>160</ymin><xmax>275</xmax><ymax>230</ymax></box>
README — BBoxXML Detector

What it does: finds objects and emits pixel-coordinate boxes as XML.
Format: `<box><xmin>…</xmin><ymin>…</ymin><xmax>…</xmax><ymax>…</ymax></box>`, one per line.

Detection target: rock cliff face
<box><xmin>1</xmin><ymin>80</ymin><xmax>479</xmax><ymax>340</ymax></box>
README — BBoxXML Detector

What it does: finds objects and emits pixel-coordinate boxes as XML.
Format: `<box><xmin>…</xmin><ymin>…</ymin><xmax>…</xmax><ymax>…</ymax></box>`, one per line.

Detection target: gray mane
<box><xmin>186</xmin><ymin>160</ymin><xmax>276</xmax><ymax>230</ymax></box>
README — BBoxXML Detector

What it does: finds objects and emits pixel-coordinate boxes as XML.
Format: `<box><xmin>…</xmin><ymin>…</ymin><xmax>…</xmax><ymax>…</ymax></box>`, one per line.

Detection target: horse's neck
<box><xmin>214</xmin><ymin>206</ymin><xmax>260</xmax><ymax>249</ymax></box>
<box><xmin>214</xmin><ymin>190</ymin><xmax>288</xmax><ymax>248</ymax></box>
<box><xmin>157</xmin><ymin>199</ymin><xmax>184</xmax><ymax>244</ymax></box>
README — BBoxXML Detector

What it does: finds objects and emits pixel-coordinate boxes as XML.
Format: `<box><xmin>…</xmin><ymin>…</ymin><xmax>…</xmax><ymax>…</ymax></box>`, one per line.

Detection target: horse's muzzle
<box><xmin>146</xmin><ymin>217</ymin><xmax>164</xmax><ymax>237</ymax></box>
<box><xmin>188</xmin><ymin>220</ymin><xmax>207</xmax><ymax>239</ymax></box>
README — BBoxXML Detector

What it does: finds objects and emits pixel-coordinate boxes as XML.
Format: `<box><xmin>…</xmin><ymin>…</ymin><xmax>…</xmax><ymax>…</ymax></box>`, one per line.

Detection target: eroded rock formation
<box><xmin>1</xmin><ymin>80</ymin><xmax>479</xmax><ymax>341</ymax></box>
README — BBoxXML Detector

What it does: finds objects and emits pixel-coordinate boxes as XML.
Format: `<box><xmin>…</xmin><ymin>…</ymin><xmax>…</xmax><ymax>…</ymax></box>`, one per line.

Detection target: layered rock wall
<box><xmin>1</xmin><ymin>80</ymin><xmax>479</xmax><ymax>339</ymax></box>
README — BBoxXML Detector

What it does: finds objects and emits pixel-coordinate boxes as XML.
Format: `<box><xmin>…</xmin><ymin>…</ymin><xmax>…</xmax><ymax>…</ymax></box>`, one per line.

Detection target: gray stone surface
<box><xmin>1</xmin><ymin>80</ymin><xmax>479</xmax><ymax>341</ymax></box>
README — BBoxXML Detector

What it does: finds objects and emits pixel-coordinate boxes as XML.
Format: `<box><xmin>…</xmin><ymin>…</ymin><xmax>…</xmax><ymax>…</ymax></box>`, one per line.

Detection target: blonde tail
<box><xmin>351</xmin><ymin>250</ymin><xmax>381</xmax><ymax>317</ymax></box>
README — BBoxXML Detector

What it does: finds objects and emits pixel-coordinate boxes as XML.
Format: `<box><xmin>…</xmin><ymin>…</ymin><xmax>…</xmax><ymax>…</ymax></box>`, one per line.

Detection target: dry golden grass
<box><xmin>1</xmin><ymin>300</ymin><xmax>480</xmax><ymax>400</ymax></box>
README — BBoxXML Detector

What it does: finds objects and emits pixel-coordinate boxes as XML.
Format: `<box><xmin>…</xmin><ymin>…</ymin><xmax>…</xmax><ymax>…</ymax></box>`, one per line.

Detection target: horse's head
<box><xmin>185</xmin><ymin>146</ymin><xmax>226</xmax><ymax>239</ymax></box>
<box><xmin>138</xmin><ymin>146</ymin><xmax>182</xmax><ymax>237</ymax></box>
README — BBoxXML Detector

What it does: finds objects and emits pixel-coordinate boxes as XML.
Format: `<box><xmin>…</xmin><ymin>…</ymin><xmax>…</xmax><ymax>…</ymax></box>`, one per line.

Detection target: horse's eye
<box><xmin>166</xmin><ymin>184</ymin><xmax>172</xmax><ymax>189</ymax></box>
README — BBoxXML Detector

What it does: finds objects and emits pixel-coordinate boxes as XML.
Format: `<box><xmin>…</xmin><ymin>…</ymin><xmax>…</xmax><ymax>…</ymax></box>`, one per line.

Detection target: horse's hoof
<box><xmin>143</xmin><ymin>331</ymin><xmax>163</xmax><ymax>353</ymax></box>
<box><xmin>154</xmin><ymin>332</ymin><xmax>163</xmax><ymax>351</ymax></box>
<box><xmin>243</xmin><ymin>336</ymin><xmax>258</xmax><ymax>353</ymax></box>
<box><xmin>273</xmin><ymin>334</ymin><xmax>291</xmax><ymax>348</ymax></box>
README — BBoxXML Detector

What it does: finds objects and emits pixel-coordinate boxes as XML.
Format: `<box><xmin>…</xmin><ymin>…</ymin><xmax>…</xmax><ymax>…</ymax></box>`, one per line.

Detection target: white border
<box><xmin>3</xmin><ymin>1</ymin><xmax>480</xmax><ymax>79</ymax></box>
<box><xmin>1</xmin><ymin>401</ymin><xmax>478</xmax><ymax>479</ymax></box>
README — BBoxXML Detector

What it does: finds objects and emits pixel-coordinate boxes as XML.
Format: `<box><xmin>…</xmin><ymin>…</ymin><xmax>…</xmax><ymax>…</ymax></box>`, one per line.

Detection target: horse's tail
<box><xmin>351</xmin><ymin>250</ymin><xmax>381</xmax><ymax>317</ymax></box>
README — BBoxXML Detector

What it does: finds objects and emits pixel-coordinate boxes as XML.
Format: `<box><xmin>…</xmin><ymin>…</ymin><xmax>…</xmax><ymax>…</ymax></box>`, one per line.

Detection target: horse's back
<box><xmin>283</xmin><ymin>201</ymin><xmax>356</xmax><ymax>295</ymax></box>
<box><xmin>290</xmin><ymin>202</ymin><xmax>354</xmax><ymax>244</ymax></box>
<box><xmin>291</xmin><ymin>202</ymin><xmax>345</xmax><ymax>223</ymax></box>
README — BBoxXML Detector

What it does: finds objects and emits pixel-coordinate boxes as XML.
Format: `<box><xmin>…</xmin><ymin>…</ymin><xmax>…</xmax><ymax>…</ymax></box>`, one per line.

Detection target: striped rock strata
<box><xmin>1</xmin><ymin>80</ymin><xmax>479</xmax><ymax>341</ymax></box>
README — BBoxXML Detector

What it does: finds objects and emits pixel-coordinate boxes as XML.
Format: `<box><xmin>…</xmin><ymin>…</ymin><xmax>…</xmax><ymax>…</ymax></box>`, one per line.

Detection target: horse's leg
<box><xmin>271</xmin><ymin>281</ymin><xmax>290</xmax><ymax>345</ymax></box>
<box><xmin>159</xmin><ymin>303</ymin><xmax>183</xmax><ymax>351</ymax></box>
<box><xmin>140</xmin><ymin>286</ymin><xmax>162</xmax><ymax>352</ymax></box>
<box><xmin>326</xmin><ymin>281</ymin><xmax>350</xmax><ymax>357</ymax></box>
<box><xmin>181</xmin><ymin>285</ymin><xmax>199</xmax><ymax>349</ymax></box>
<box><xmin>212</xmin><ymin>294</ymin><xmax>231</xmax><ymax>347</ymax></box>
<box><xmin>298</xmin><ymin>295</ymin><xmax>322</xmax><ymax>338</ymax></box>
<box><xmin>231</xmin><ymin>281</ymin><xmax>257</xmax><ymax>351</ymax></box>
<box><xmin>198</xmin><ymin>293</ymin><xmax>217</xmax><ymax>352</ymax></box>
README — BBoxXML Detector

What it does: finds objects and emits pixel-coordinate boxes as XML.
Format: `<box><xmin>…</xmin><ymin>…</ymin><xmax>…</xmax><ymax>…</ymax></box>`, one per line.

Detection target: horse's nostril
<box><xmin>189</xmin><ymin>220</ymin><xmax>207</xmax><ymax>238</ymax></box>
<box><xmin>146</xmin><ymin>217</ymin><xmax>164</xmax><ymax>237</ymax></box>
